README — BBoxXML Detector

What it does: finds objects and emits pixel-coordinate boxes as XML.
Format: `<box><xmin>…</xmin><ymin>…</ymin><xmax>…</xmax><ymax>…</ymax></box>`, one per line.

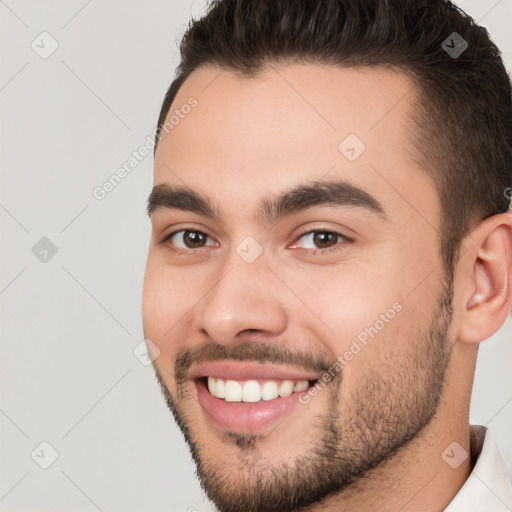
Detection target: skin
<box><xmin>142</xmin><ymin>63</ymin><xmax>512</xmax><ymax>511</ymax></box>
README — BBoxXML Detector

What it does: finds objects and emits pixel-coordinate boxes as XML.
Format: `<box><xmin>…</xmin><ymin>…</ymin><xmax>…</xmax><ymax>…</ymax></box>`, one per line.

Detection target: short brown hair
<box><xmin>155</xmin><ymin>0</ymin><xmax>512</xmax><ymax>273</ymax></box>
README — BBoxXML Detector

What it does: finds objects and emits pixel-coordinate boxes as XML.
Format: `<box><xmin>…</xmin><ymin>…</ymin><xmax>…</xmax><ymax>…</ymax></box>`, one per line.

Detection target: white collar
<box><xmin>444</xmin><ymin>425</ymin><xmax>512</xmax><ymax>511</ymax></box>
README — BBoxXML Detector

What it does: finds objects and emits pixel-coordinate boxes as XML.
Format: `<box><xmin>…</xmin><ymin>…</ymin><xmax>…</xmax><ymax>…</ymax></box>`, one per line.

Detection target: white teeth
<box><xmin>293</xmin><ymin>380</ymin><xmax>309</xmax><ymax>392</ymax></box>
<box><xmin>242</xmin><ymin>380</ymin><xmax>261</xmax><ymax>402</ymax></box>
<box><xmin>206</xmin><ymin>377</ymin><xmax>311</xmax><ymax>402</ymax></box>
<box><xmin>215</xmin><ymin>378</ymin><xmax>226</xmax><ymax>399</ymax></box>
<box><xmin>278</xmin><ymin>380</ymin><xmax>294</xmax><ymax>397</ymax></box>
<box><xmin>261</xmin><ymin>381</ymin><xmax>279</xmax><ymax>401</ymax></box>
<box><xmin>224</xmin><ymin>380</ymin><xmax>242</xmax><ymax>402</ymax></box>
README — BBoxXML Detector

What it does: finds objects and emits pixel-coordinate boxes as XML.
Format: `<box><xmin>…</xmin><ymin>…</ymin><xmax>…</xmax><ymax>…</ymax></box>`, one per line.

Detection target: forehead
<box><xmin>154</xmin><ymin>63</ymin><xmax>438</xmax><ymax>228</ymax></box>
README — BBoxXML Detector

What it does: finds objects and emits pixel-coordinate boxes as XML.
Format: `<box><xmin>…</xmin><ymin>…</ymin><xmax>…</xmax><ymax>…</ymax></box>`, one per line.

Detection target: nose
<box><xmin>194</xmin><ymin>258</ymin><xmax>288</xmax><ymax>345</ymax></box>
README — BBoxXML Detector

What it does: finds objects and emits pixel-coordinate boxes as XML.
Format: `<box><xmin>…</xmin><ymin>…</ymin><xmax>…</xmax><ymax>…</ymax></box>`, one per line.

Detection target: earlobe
<box><xmin>457</xmin><ymin>215</ymin><xmax>512</xmax><ymax>344</ymax></box>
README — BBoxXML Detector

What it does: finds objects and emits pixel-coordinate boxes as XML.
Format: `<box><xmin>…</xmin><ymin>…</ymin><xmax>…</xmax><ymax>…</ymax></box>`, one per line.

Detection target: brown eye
<box><xmin>183</xmin><ymin>230</ymin><xmax>207</xmax><ymax>248</ymax></box>
<box><xmin>168</xmin><ymin>229</ymin><xmax>215</xmax><ymax>250</ymax></box>
<box><xmin>294</xmin><ymin>230</ymin><xmax>347</xmax><ymax>250</ymax></box>
<box><xmin>312</xmin><ymin>232</ymin><xmax>338</xmax><ymax>248</ymax></box>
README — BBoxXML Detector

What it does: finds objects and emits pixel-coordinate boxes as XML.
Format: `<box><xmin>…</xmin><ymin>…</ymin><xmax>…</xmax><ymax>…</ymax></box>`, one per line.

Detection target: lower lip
<box><xmin>195</xmin><ymin>380</ymin><xmax>304</xmax><ymax>433</ymax></box>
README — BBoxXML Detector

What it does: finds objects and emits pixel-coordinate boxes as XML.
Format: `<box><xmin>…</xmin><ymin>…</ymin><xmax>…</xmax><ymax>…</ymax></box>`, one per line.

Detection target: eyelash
<box><xmin>159</xmin><ymin>227</ymin><xmax>353</xmax><ymax>255</ymax></box>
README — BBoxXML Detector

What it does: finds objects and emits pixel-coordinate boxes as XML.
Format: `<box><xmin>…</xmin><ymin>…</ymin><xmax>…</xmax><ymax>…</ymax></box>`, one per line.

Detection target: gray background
<box><xmin>0</xmin><ymin>1</ymin><xmax>511</xmax><ymax>511</ymax></box>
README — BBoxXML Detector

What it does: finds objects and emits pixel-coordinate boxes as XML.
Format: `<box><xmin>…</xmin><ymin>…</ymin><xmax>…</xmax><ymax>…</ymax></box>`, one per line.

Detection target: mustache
<box><xmin>174</xmin><ymin>341</ymin><xmax>334</xmax><ymax>384</ymax></box>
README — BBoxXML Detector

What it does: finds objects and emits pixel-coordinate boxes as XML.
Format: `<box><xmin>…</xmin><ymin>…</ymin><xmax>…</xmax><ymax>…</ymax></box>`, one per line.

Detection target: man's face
<box><xmin>142</xmin><ymin>64</ymin><xmax>453</xmax><ymax>511</ymax></box>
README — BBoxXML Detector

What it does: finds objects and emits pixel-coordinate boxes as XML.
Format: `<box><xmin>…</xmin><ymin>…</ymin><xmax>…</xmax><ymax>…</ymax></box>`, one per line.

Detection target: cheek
<box><xmin>142</xmin><ymin>253</ymin><xmax>202</xmax><ymax>356</ymax></box>
<box><xmin>142</xmin><ymin>256</ymin><xmax>169</xmax><ymax>337</ymax></box>
<box><xmin>286</xmin><ymin>255</ymin><xmax>436</xmax><ymax>375</ymax></box>
<box><xmin>289</xmin><ymin>261</ymin><xmax>401</xmax><ymax>337</ymax></box>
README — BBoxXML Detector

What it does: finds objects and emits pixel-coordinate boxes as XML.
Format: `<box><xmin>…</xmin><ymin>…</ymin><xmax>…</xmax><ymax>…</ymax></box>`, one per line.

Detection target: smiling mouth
<box><xmin>200</xmin><ymin>377</ymin><xmax>319</xmax><ymax>402</ymax></box>
<box><xmin>191</xmin><ymin>362</ymin><xmax>324</xmax><ymax>432</ymax></box>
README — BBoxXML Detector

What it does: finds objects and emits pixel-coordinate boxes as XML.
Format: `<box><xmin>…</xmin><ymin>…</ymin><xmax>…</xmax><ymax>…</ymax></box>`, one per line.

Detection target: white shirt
<box><xmin>445</xmin><ymin>425</ymin><xmax>512</xmax><ymax>511</ymax></box>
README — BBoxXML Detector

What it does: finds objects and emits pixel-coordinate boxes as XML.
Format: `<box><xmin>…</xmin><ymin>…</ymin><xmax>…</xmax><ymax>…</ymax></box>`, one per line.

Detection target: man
<box><xmin>142</xmin><ymin>0</ymin><xmax>512</xmax><ymax>510</ymax></box>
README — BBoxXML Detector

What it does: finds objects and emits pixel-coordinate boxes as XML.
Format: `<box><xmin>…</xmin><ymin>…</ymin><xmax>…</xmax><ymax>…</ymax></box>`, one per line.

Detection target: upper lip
<box><xmin>188</xmin><ymin>361</ymin><xmax>321</xmax><ymax>382</ymax></box>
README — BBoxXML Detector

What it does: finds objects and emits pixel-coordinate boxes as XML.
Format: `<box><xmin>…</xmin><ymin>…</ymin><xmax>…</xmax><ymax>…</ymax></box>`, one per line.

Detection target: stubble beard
<box><xmin>153</xmin><ymin>280</ymin><xmax>454</xmax><ymax>512</ymax></box>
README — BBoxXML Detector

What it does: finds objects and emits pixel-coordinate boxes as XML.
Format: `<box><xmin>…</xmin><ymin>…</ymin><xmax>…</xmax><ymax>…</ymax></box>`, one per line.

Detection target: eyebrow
<box><xmin>147</xmin><ymin>179</ymin><xmax>387</xmax><ymax>224</ymax></box>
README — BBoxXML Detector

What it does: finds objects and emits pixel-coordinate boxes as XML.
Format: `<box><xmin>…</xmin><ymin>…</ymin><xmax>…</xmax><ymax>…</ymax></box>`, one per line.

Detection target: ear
<box><xmin>456</xmin><ymin>212</ymin><xmax>512</xmax><ymax>344</ymax></box>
